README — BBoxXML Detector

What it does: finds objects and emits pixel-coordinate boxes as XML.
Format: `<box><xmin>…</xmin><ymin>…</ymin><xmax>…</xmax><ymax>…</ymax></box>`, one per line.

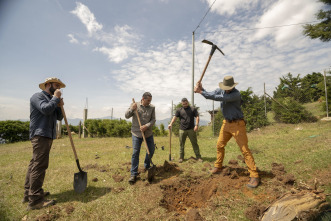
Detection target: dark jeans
<box><xmin>24</xmin><ymin>136</ymin><xmax>53</xmax><ymax>205</ymax></box>
<box><xmin>131</xmin><ymin>135</ymin><xmax>155</xmax><ymax>176</ymax></box>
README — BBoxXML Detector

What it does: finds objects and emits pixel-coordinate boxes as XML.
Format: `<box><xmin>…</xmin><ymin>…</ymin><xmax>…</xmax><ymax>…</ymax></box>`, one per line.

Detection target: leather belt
<box><xmin>226</xmin><ymin>119</ymin><xmax>243</xmax><ymax>123</ymax></box>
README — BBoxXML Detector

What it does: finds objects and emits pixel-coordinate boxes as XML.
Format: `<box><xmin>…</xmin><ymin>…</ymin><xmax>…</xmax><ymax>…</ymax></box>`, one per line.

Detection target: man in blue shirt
<box><xmin>23</xmin><ymin>77</ymin><xmax>65</xmax><ymax>210</ymax></box>
<box><xmin>195</xmin><ymin>76</ymin><xmax>259</xmax><ymax>188</ymax></box>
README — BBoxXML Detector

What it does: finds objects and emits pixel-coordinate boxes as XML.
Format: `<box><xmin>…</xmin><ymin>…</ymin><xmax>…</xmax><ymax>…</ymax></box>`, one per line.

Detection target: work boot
<box><xmin>178</xmin><ymin>158</ymin><xmax>183</xmax><ymax>163</ymax></box>
<box><xmin>210</xmin><ymin>167</ymin><xmax>222</xmax><ymax>174</ymax></box>
<box><xmin>246</xmin><ymin>177</ymin><xmax>260</xmax><ymax>188</ymax></box>
<box><xmin>27</xmin><ymin>199</ymin><xmax>56</xmax><ymax>210</ymax></box>
<box><xmin>22</xmin><ymin>192</ymin><xmax>50</xmax><ymax>203</ymax></box>
<box><xmin>128</xmin><ymin>175</ymin><xmax>137</xmax><ymax>185</ymax></box>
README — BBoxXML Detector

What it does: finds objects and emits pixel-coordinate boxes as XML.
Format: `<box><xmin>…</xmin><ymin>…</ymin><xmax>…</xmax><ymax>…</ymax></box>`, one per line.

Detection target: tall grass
<box><xmin>0</xmin><ymin>120</ymin><xmax>330</xmax><ymax>220</ymax></box>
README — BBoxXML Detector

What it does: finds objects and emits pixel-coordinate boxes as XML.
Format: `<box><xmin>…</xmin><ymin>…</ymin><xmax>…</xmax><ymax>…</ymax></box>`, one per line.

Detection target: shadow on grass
<box><xmin>201</xmin><ymin>157</ymin><xmax>216</xmax><ymax>162</ymax></box>
<box><xmin>51</xmin><ymin>186</ymin><xmax>111</xmax><ymax>203</ymax></box>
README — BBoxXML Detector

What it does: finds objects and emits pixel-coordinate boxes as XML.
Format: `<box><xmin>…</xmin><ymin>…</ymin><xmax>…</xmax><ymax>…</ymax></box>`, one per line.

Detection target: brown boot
<box><xmin>247</xmin><ymin>177</ymin><xmax>260</xmax><ymax>188</ymax></box>
<box><xmin>27</xmin><ymin>199</ymin><xmax>56</xmax><ymax>210</ymax></box>
<box><xmin>210</xmin><ymin>167</ymin><xmax>222</xmax><ymax>174</ymax></box>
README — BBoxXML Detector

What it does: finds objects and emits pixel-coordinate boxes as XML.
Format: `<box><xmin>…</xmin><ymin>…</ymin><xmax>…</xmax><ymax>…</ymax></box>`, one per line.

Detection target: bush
<box><xmin>84</xmin><ymin>119</ymin><xmax>131</xmax><ymax>137</ymax></box>
<box><xmin>0</xmin><ymin>120</ymin><xmax>30</xmax><ymax>143</ymax></box>
<box><xmin>272</xmin><ymin>97</ymin><xmax>317</xmax><ymax>123</ymax></box>
<box><xmin>61</xmin><ymin>124</ymin><xmax>79</xmax><ymax>135</ymax></box>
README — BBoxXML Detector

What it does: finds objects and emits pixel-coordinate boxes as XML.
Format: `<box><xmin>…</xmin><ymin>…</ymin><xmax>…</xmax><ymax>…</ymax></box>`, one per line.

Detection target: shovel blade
<box><xmin>73</xmin><ymin>171</ymin><xmax>87</xmax><ymax>193</ymax></box>
<box><xmin>147</xmin><ymin>165</ymin><xmax>156</xmax><ymax>182</ymax></box>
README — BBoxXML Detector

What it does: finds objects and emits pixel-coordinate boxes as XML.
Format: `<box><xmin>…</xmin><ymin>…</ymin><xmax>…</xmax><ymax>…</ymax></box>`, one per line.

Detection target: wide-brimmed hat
<box><xmin>39</xmin><ymin>77</ymin><xmax>66</xmax><ymax>90</ymax></box>
<box><xmin>219</xmin><ymin>76</ymin><xmax>238</xmax><ymax>90</ymax></box>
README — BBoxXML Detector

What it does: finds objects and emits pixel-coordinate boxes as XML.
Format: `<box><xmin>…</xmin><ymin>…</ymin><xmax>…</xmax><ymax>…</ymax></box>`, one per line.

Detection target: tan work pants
<box><xmin>215</xmin><ymin>120</ymin><xmax>259</xmax><ymax>178</ymax></box>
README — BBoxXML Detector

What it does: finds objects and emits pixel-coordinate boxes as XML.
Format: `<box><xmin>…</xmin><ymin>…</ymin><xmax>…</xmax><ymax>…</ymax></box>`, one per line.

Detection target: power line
<box><xmin>193</xmin><ymin>0</ymin><xmax>217</xmax><ymax>32</ymax></box>
<box><xmin>201</xmin><ymin>21</ymin><xmax>319</xmax><ymax>33</ymax></box>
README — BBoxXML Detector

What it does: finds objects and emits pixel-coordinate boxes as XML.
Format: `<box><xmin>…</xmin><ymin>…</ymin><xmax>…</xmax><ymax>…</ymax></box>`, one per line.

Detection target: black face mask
<box><xmin>49</xmin><ymin>83</ymin><xmax>56</xmax><ymax>95</ymax></box>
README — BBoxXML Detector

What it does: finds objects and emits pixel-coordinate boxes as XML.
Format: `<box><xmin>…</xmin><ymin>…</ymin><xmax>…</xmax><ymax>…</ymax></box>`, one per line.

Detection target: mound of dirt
<box><xmin>186</xmin><ymin>208</ymin><xmax>204</xmax><ymax>221</ymax></box>
<box><xmin>245</xmin><ymin>205</ymin><xmax>266</xmax><ymax>221</ymax></box>
<box><xmin>112</xmin><ymin>174</ymin><xmax>124</xmax><ymax>182</ymax></box>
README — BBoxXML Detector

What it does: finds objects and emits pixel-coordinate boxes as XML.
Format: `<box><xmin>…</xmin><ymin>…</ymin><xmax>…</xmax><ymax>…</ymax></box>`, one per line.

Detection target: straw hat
<box><xmin>219</xmin><ymin>76</ymin><xmax>238</xmax><ymax>90</ymax></box>
<box><xmin>39</xmin><ymin>77</ymin><xmax>66</xmax><ymax>90</ymax></box>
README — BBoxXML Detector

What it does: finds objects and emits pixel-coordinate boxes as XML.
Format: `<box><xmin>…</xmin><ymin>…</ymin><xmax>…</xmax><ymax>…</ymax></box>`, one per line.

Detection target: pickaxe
<box><xmin>197</xmin><ymin>40</ymin><xmax>225</xmax><ymax>84</ymax></box>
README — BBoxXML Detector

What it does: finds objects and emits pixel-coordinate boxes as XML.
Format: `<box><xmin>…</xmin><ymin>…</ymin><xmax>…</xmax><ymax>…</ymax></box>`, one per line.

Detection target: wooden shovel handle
<box><xmin>132</xmin><ymin>98</ymin><xmax>150</xmax><ymax>155</ymax></box>
<box><xmin>60</xmin><ymin>105</ymin><xmax>79</xmax><ymax>160</ymax></box>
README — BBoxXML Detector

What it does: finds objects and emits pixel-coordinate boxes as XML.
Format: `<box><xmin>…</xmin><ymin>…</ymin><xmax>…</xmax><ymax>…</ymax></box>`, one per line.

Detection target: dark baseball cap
<box><xmin>181</xmin><ymin>98</ymin><xmax>188</xmax><ymax>102</ymax></box>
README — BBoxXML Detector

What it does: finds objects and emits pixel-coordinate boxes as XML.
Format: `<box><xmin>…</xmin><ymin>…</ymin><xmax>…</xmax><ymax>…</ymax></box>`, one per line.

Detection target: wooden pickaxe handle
<box><xmin>132</xmin><ymin>98</ymin><xmax>151</xmax><ymax>155</ymax></box>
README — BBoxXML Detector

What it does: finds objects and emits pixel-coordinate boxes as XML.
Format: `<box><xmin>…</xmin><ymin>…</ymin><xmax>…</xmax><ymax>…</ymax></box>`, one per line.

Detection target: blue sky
<box><xmin>0</xmin><ymin>0</ymin><xmax>330</xmax><ymax>123</ymax></box>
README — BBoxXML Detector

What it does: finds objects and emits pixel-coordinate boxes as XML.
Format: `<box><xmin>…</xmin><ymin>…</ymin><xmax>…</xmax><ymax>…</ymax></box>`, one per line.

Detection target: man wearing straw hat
<box><xmin>23</xmin><ymin>77</ymin><xmax>66</xmax><ymax>210</ymax></box>
<box><xmin>194</xmin><ymin>76</ymin><xmax>260</xmax><ymax>188</ymax></box>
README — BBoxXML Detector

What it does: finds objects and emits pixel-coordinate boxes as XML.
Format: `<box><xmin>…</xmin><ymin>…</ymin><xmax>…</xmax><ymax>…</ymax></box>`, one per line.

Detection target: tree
<box><xmin>303</xmin><ymin>0</ymin><xmax>331</xmax><ymax>42</ymax></box>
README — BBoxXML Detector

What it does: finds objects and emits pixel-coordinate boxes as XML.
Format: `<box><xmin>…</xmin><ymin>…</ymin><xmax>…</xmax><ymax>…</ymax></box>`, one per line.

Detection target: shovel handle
<box><xmin>132</xmin><ymin>99</ymin><xmax>151</xmax><ymax>156</ymax></box>
<box><xmin>169</xmin><ymin>128</ymin><xmax>172</xmax><ymax>161</ymax></box>
<box><xmin>60</xmin><ymin>105</ymin><xmax>79</xmax><ymax>161</ymax></box>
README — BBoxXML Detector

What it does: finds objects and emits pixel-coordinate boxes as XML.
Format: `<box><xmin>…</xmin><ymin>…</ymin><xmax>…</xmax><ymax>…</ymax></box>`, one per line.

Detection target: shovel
<box><xmin>132</xmin><ymin>98</ymin><xmax>156</xmax><ymax>182</ymax></box>
<box><xmin>60</xmin><ymin>103</ymin><xmax>87</xmax><ymax>193</ymax></box>
<box><xmin>169</xmin><ymin>128</ymin><xmax>172</xmax><ymax>161</ymax></box>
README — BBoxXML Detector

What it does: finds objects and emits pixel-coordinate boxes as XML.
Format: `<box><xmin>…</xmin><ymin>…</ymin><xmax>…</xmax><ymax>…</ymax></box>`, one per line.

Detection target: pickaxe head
<box><xmin>202</xmin><ymin>39</ymin><xmax>225</xmax><ymax>56</ymax></box>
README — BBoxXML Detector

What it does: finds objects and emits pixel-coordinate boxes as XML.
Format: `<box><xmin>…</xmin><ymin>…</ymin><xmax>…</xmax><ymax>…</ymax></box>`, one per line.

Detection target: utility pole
<box><xmin>192</xmin><ymin>31</ymin><xmax>195</xmax><ymax>106</ymax></box>
<box><xmin>111</xmin><ymin>107</ymin><xmax>113</xmax><ymax>120</ymax></box>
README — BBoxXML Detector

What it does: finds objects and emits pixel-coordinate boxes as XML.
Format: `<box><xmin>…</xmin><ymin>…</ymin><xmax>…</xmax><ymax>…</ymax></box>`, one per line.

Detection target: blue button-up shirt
<box><xmin>201</xmin><ymin>88</ymin><xmax>244</xmax><ymax>121</ymax></box>
<box><xmin>29</xmin><ymin>91</ymin><xmax>63</xmax><ymax>139</ymax></box>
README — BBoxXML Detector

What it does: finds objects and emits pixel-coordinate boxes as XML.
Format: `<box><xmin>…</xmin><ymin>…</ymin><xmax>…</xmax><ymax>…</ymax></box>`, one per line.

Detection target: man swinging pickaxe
<box><xmin>197</xmin><ymin>40</ymin><xmax>225</xmax><ymax>84</ymax></box>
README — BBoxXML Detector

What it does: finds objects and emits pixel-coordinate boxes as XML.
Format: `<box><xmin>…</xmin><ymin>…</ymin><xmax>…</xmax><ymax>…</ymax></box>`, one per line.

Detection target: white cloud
<box><xmin>68</xmin><ymin>34</ymin><xmax>79</xmax><ymax>44</ymax></box>
<box><xmin>71</xmin><ymin>2</ymin><xmax>103</xmax><ymax>35</ymax></box>
<box><xmin>204</xmin><ymin>0</ymin><xmax>260</xmax><ymax>15</ymax></box>
<box><xmin>0</xmin><ymin>96</ymin><xmax>29</xmax><ymax>120</ymax></box>
<box><xmin>253</xmin><ymin>0</ymin><xmax>323</xmax><ymax>47</ymax></box>
<box><xmin>70</xmin><ymin>3</ymin><xmax>140</xmax><ymax>63</ymax></box>
<box><xmin>94</xmin><ymin>46</ymin><xmax>136</xmax><ymax>63</ymax></box>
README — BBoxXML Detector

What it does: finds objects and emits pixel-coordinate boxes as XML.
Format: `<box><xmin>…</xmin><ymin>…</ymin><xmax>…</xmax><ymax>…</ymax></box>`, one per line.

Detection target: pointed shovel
<box><xmin>60</xmin><ymin>104</ymin><xmax>87</xmax><ymax>193</ymax></box>
<box><xmin>132</xmin><ymin>98</ymin><xmax>156</xmax><ymax>182</ymax></box>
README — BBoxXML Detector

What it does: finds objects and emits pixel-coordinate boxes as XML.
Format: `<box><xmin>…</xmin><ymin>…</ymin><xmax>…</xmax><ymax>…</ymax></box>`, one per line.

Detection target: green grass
<box><xmin>0</xmin><ymin>120</ymin><xmax>330</xmax><ymax>221</ymax></box>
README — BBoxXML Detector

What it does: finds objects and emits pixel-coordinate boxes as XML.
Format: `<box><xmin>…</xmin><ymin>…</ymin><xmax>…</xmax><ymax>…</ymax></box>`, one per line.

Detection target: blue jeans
<box><xmin>131</xmin><ymin>135</ymin><xmax>155</xmax><ymax>176</ymax></box>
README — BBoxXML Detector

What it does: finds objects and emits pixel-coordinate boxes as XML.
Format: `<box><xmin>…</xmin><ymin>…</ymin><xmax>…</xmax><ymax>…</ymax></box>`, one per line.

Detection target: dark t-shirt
<box><xmin>175</xmin><ymin>106</ymin><xmax>199</xmax><ymax>130</ymax></box>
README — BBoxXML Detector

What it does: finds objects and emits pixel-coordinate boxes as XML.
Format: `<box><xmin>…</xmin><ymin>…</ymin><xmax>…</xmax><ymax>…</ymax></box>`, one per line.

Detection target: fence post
<box><xmin>264</xmin><ymin>82</ymin><xmax>267</xmax><ymax>117</ymax></box>
<box><xmin>56</xmin><ymin>121</ymin><xmax>62</xmax><ymax>139</ymax></box>
<box><xmin>324</xmin><ymin>70</ymin><xmax>329</xmax><ymax>117</ymax></box>
<box><xmin>78</xmin><ymin>121</ymin><xmax>82</xmax><ymax>138</ymax></box>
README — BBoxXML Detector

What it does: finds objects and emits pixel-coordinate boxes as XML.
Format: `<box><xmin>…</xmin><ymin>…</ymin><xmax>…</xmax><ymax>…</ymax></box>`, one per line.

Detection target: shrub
<box><xmin>272</xmin><ymin>97</ymin><xmax>317</xmax><ymax>123</ymax></box>
<box><xmin>0</xmin><ymin>120</ymin><xmax>30</xmax><ymax>143</ymax></box>
<box><xmin>84</xmin><ymin>119</ymin><xmax>131</xmax><ymax>137</ymax></box>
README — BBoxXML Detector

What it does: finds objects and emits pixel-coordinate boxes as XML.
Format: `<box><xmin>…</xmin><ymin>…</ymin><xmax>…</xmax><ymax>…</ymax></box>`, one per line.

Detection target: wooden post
<box><xmin>83</xmin><ymin>108</ymin><xmax>88</xmax><ymax>138</ymax></box>
<box><xmin>78</xmin><ymin>121</ymin><xmax>82</xmax><ymax>138</ymax></box>
<box><xmin>56</xmin><ymin>121</ymin><xmax>62</xmax><ymax>139</ymax></box>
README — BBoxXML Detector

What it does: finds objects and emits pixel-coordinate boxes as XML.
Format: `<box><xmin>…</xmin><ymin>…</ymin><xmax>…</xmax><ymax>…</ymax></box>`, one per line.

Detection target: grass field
<box><xmin>0</xmin><ymin>120</ymin><xmax>330</xmax><ymax>220</ymax></box>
